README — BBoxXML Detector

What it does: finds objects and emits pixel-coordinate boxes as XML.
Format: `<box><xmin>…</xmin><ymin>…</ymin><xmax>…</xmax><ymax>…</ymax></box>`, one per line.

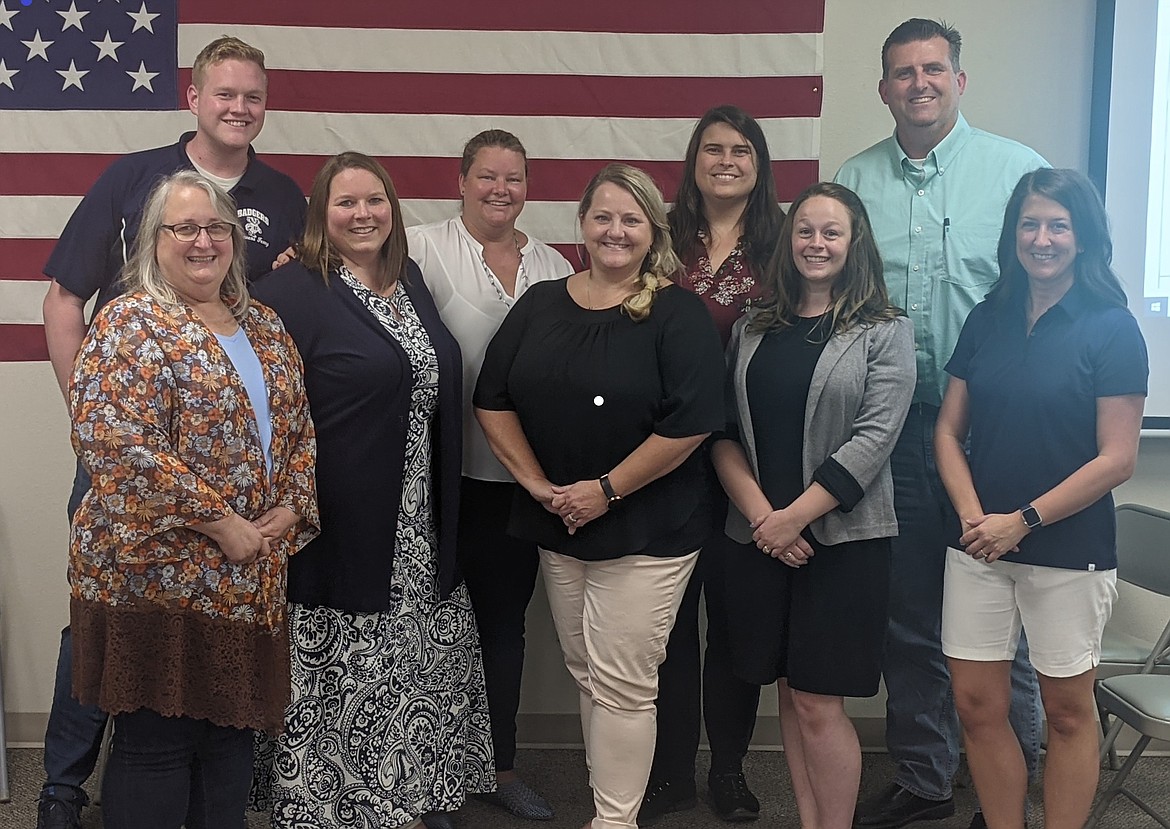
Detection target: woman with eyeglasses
<box><xmin>67</xmin><ymin>169</ymin><xmax>319</xmax><ymax>828</ymax></box>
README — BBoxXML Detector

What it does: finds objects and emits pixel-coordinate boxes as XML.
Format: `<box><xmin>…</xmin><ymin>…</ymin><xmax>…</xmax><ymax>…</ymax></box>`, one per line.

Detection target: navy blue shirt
<box><xmin>945</xmin><ymin>283</ymin><xmax>1148</xmax><ymax>570</ymax></box>
<box><xmin>45</xmin><ymin>131</ymin><xmax>306</xmax><ymax>312</ymax></box>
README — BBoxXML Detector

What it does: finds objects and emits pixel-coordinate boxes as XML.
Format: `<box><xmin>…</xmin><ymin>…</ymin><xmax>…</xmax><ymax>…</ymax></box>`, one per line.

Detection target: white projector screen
<box><xmin>1092</xmin><ymin>0</ymin><xmax>1170</xmax><ymax>428</ymax></box>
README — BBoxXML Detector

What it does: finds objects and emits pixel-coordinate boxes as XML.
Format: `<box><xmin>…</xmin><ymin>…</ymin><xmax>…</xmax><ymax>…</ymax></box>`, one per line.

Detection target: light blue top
<box><xmin>216</xmin><ymin>327</ymin><xmax>273</xmax><ymax>479</ymax></box>
<box><xmin>834</xmin><ymin>113</ymin><xmax>1048</xmax><ymax>405</ymax></box>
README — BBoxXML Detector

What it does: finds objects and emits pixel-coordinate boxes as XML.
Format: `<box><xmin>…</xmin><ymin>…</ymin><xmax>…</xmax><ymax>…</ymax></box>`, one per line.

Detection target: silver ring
<box><xmin>785</xmin><ymin>552</ymin><xmax>796</xmax><ymax>561</ymax></box>
<box><xmin>763</xmin><ymin>545</ymin><xmax>771</xmax><ymax>554</ymax></box>
<box><xmin>568</xmin><ymin>514</ymin><xmax>577</xmax><ymax>524</ymax></box>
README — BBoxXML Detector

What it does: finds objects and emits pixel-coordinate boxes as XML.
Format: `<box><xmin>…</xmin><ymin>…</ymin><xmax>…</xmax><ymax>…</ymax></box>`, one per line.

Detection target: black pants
<box><xmin>650</xmin><ymin>542</ymin><xmax>762</xmax><ymax>783</ymax></box>
<box><xmin>102</xmin><ymin>708</ymin><xmax>253</xmax><ymax>829</ymax></box>
<box><xmin>458</xmin><ymin>477</ymin><xmax>541</xmax><ymax>772</ymax></box>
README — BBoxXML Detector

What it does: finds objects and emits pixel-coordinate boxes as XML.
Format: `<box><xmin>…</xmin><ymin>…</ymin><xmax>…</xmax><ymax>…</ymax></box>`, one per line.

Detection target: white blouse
<box><xmin>407</xmin><ymin>216</ymin><xmax>574</xmax><ymax>481</ymax></box>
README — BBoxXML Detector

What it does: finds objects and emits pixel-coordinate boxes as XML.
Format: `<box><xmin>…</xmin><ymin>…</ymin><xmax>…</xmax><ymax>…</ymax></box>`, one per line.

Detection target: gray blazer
<box><xmin>723</xmin><ymin>312</ymin><xmax>916</xmax><ymax>546</ymax></box>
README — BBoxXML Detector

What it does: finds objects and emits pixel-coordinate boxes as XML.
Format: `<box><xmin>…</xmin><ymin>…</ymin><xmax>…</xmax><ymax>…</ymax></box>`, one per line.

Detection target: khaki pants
<box><xmin>539</xmin><ymin>548</ymin><xmax>699</xmax><ymax>829</ymax></box>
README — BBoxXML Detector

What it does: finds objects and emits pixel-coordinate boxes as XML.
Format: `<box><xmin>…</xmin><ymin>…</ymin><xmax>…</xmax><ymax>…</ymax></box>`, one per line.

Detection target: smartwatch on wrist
<box><xmin>599</xmin><ymin>474</ymin><xmax>622</xmax><ymax>506</ymax></box>
<box><xmin>1020</xmin><ymin>504</ymin><xmax>1043</xmax><ymax>529</ymax></box>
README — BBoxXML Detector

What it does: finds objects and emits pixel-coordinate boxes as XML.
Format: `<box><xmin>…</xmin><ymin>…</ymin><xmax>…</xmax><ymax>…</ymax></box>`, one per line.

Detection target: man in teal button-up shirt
<box><xmin>835</xmin><ymin>18</ymin><xmax>1047</xmax><ymax>829</ymax></box>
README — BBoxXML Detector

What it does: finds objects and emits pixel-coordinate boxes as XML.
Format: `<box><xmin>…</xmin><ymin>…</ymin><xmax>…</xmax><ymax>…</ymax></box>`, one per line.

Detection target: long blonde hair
<box><xmin>577</xmin><ymin>163</ymin><xmax>682</xmax><ymax>321</ymax></box>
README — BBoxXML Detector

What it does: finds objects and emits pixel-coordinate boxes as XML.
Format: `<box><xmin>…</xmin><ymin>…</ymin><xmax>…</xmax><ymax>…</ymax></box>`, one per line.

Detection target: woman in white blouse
<box><xmin>406</xmin><ymin>130</ymin><xmax>574</xmax><ymax>823</ymax></box>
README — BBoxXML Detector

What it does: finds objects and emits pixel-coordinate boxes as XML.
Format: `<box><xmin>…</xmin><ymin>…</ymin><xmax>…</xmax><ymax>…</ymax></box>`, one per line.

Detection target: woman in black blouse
<box><xmin>474</xmin><ymin>163</ymin><xmax>724</xmax><ymax>829</ymax></box>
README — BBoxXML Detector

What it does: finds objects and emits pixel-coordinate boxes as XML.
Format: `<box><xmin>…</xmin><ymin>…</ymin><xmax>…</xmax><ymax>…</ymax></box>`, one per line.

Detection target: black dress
<box><xmin>723</xmin><ymin>316</ymin><xmax>891</xmax><ymax>697</ymax></box>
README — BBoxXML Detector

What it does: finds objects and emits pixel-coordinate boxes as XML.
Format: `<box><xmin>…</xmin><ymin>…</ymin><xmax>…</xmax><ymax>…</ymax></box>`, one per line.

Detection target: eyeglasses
<box><xmin>159</xmin><ymin>222</ymin><xmax>236</xmax><ymax>243</ymax></box>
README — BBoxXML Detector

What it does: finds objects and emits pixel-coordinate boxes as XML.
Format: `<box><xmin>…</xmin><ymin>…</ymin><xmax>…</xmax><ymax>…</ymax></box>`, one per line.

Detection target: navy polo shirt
<box><xmin>945</xmin><ymin>283</ymin><xmax>1148</xmax><ymax>570</ymax></box>
<box><xmin>45</xmin><ymin>132</ymin><xmax>306</xmax><ymax>313</ymax></box>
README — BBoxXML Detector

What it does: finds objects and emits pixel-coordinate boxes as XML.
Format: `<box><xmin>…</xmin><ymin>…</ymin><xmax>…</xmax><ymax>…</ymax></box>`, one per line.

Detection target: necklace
<box><xmin>475</xmin><ymin>229</ymin><xmax>527</xmax><ymax>303</ymax></box>
<box><xmin>585</xmin><ymin>270</ymin><xmax>640</xmax><ymax>310</ymax></box>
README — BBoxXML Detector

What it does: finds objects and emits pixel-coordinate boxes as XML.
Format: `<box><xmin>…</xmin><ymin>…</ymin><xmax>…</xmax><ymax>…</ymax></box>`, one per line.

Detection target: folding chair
<box><xmin>1083</xmin><ymin>504</ymin><xmax>1170</xmax><ymax>829</ymax></box>
<box><xmin>1095</xmin><ymin>503</ymin><xmax>1170</xmax><ymax>768</ymax></box>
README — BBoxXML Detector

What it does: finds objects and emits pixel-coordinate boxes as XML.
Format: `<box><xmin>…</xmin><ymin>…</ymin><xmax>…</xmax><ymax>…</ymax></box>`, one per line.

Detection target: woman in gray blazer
<box><xmin>712</xmin><ymin>182</ymin><xmax>915</xmax><ymax>829</ymax></box>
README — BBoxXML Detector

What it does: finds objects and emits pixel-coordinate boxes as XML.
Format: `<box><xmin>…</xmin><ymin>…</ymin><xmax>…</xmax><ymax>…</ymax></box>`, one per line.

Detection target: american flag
<box><xmin>0</xmin><ymin>0</ymin><xmax>825</xmax><ymax>362</ymax></box>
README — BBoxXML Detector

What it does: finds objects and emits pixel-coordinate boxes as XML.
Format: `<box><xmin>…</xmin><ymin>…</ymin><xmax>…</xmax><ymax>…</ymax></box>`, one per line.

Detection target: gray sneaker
<box><xmin>479</xmin><ymin>779</ymin><xmax>555</xmax><ymax>820</ymax></box>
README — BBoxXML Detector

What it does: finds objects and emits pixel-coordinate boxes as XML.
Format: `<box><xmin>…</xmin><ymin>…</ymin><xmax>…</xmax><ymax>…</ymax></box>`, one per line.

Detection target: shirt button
<box><xmin>911</xmin><ymin>303</ymin><xmax>919</xmax><ymax>310</ymax></box>
<box><xmin>917</xmin><ymin>189</ymin><xmax>925</xmax><ymax>196</ymax></box>
<box><xmin>915</xmin><ymin>226</ymin><xmax>922</xmax><ymax>233</ymax></box>
<box><xmin>913</xmin><ymin>266</ymin><xmax>920</xmax><ymax>272</ymax></box>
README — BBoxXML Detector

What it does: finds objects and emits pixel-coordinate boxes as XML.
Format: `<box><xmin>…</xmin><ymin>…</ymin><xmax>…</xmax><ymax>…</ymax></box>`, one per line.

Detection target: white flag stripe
<box><xmin>2</xmin><ymin>197</ymin><xmax>581</xmax><ymax>244</ymax></box>
<box><xmin>1</xmin><ymin>281</ymin><xmax>50</xmax><ymax>325</ymax></box>
<box><xmin>0</xmin><ymin>112</ymin><xmax>821</xmax><ymax>161</ymax></box>
<box><xmin>178</xmin><ymin>26</ymin><xmax>823</xmax><ymax>77</ymax></box>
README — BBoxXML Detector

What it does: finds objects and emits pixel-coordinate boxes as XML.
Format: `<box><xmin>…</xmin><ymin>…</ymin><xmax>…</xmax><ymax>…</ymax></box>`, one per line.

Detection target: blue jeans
<box><xmin>41</xmin><ymin>461</ymin><xmax>109</xmax><ymax>802</ymax></box>
<box><xmin>884</xmin><ymin>405</ymin><xmax>1042</xmax><ymax>801</ymax></box>
<box><xmin>102</xmin><ymin>708</ymin><xmax>253</xmax><ymax>829</ymax></box>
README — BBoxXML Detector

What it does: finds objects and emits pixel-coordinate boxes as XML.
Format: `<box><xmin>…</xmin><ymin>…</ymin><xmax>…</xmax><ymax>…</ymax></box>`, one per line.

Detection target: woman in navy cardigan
<box><xmin>251</xmin><ymin>152</ymin><xmax>493</xmax><ymax>829</ymax></box>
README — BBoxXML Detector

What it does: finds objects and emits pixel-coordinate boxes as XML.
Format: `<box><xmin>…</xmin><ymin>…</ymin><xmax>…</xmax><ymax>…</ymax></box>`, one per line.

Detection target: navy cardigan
<box><xmin>252</xmin><ymin>259</ymin><xmax>463</xmax><ymax>611</ymax></box>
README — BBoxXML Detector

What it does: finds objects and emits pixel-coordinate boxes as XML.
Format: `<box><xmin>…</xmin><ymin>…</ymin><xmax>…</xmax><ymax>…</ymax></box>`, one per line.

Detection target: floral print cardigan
<box><xmin>68</xmin><ymin>292</ymin><xmax>319</xmax><ymax>732</ymax></box>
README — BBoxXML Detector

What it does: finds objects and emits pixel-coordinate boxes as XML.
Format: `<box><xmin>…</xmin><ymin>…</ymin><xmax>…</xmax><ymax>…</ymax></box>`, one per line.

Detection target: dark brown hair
<box><xmin>301</xmin><ymin>152</ymin><xmax>408</xmax><ymax>292</ymax></box>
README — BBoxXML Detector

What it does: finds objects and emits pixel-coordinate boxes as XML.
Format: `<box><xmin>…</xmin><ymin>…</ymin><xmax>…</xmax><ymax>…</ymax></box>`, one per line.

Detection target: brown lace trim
<box><xmin>71</xmin><ymin>597</ymin><xmax>290</xmax><ymax>733</ymax></box>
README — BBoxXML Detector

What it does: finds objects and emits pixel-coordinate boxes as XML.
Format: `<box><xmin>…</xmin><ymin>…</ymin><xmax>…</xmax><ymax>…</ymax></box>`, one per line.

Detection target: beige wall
<box><xmin>5</xmin><ymin>0</ymin><xmax>1168</xmax><ymax>749</ymax></box>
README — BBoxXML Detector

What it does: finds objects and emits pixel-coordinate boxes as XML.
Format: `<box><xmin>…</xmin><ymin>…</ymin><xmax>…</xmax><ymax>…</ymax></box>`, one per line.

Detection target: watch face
<box><xmin>1022</xmin><ymin>506</ymin><xmax>1042</xmax><ymax>528</ymax></box>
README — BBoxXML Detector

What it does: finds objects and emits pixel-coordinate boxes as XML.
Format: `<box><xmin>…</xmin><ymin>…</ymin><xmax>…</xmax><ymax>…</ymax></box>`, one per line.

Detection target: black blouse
<box><xmin>475</xmin><ymin>279</ymin><xmax>724</xmax><ymax>560</ymax></box>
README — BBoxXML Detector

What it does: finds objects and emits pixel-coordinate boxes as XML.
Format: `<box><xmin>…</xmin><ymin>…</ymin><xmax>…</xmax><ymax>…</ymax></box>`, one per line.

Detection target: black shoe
<box><xmin>853</xmin><ymin>783</ymin><xmax>954</xmax><ymax>829</ymax></box>
<box><xmin>638</xmin><ymin>779</ymin><xmax>697</xmax><ymax>826</ymax></box>
<box><xmin>968</xmin><ymin>811</ymin><xmax>1027</xmax><ymax>829</ymax></box>
<box><xmin>707</xmin><ymin>771</ymin><xmax>760</xmax><ymax>822</ymax></box>
<box><xmin>36</xmin><ymin>797</ymin><xmax>82</xmax><ymax>829</ymax></box>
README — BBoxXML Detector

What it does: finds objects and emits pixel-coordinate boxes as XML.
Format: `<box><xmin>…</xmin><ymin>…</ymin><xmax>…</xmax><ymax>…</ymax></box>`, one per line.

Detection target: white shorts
<box><xmin>941</xmin><ymin>547</ymin><xmax>1117</xmax><ymax>678</ymax></box>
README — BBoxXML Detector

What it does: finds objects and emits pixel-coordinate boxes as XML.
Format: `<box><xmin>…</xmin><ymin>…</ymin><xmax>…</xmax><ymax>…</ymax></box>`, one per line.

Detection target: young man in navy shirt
<box><xmin>37</xmin><ymin>35</ymin><xmax>306</xmax><ymax>829</ymax></box>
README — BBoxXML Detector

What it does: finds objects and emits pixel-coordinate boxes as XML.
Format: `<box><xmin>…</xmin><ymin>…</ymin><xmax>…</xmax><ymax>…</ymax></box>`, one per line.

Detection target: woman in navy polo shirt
<box><xmin>934</xmin><ymin>168</ymin><xmax>1148</xmax><ymax>829</ymax></box>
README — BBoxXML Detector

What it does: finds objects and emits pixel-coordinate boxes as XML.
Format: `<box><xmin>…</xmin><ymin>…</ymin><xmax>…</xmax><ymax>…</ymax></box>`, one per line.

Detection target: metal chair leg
<box><xmin>1097</xmin><ymin>697</ymin><xmax>1120</xmax><ymax>770</ymax></box>
<box><xmin>0</xmin><ymin>626</ymin><xmax>9</xmax><ymax>803</ymax></box>
<box><xmin>92</xmin><ymin>717</ymin><xmax>113</xmax><ymax>806</ymax></box>
<box><xmin>1085</xmin><ymin>734</ymin><xmax>1152</xmax><ymax>829</ymax></box>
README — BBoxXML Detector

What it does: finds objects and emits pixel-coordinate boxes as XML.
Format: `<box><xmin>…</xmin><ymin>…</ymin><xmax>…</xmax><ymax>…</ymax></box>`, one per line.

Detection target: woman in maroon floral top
<box><xmin>642</xmin><ymin>105</ymin><xmax>785</xmax><ymax>824</ymax></box>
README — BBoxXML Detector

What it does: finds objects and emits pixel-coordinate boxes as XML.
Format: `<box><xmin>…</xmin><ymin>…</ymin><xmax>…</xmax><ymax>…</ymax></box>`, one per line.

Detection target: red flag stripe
<box><xmin>173</xmin><ymin>70</ymin><xmax>824</xmax><ymax>119</ymax></box>
<box><xmin>0</xmin><ymin>156</ymin><xmax>819</xmax><ymax>203</ymax></box>
<box><xmin>0</xmin><ymin>240</ymin><xmax>57</xmax><ymax>281</ymax></box>
<box><xmin>0</xmin><ymin>324</ymin><xmax>49</xmax><ymax>361</ymax></box>
<box><xmin>177</xmin><ymin>0</ymin><xmax>825</xmax><ymax>35</ymax></box>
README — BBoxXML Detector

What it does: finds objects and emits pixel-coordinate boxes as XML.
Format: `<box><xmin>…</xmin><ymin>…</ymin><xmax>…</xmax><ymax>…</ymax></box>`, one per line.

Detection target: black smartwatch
<box><xmin>1020</xmin><ymin>504</ymin><xmax>1043</xmax><ymax>529</ymax></box>
<box><xmin>599</xmin><ymin>474</ymin><xmax>622</xmax><ymax>506</ymax></box>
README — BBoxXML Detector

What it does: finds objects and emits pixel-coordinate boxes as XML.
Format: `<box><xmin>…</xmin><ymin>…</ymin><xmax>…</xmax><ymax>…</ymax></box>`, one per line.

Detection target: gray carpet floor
<box><xmin>2</xmin><ymin>746</ymin><xmax>1166</xmax><ymax>827</ymax></box>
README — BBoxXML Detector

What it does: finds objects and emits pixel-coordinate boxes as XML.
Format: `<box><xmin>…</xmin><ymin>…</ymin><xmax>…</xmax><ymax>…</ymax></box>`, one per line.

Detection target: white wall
<box><xmin>5</xmin><ymin>0</ymin><xmax>1168</xmax><ymax>749</ymax></box>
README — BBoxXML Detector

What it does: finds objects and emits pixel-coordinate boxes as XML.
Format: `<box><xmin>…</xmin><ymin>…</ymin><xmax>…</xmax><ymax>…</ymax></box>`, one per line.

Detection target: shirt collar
<box><xmin>1015</xmin><ymin>279</ymin><xmax>1092</xmax><ymax>329</ymax></box>
<box><xmin>890</xmin><ymin>112</ymin><xmax>973</xmax><ymax>180</ymax></box>
<box><xmin>176</xmin><ymin>131</ymin><xmax>259</xmax><ymax>193</ymax></box>
<box><xmin>1051</xmin><ymin>279</ymin><xmax>1093</xmax><ymax>320</ymax></box>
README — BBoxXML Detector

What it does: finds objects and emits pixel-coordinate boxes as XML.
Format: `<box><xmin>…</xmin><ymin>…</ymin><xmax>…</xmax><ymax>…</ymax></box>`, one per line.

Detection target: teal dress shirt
<box><xmin>834</xmin><ymin>113</ymin><xmax>1047</xmax><ymax>405</ymax></box>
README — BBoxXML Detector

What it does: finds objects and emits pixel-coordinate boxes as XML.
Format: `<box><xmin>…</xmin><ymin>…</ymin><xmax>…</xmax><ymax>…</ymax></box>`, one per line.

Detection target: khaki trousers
<box><xmin>539</xmin><ymin>548</ymin><xmax>699</xmax><ymax>829</ymax></box>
